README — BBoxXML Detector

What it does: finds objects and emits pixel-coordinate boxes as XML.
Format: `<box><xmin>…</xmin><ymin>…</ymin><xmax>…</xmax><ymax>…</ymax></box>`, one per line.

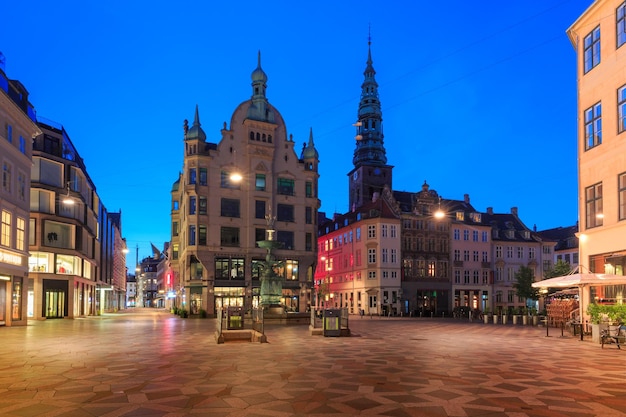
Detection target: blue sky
<box><xmin>2</xmin><ymin>0</ymin><xmax>590</xmax><ymax>267</ymax></box>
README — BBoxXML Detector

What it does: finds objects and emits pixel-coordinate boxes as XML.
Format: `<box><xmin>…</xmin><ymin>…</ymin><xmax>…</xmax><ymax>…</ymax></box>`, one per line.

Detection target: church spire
<box><xmin>352</xmin><ymin>31</ymin><xmax>386</xmax><ymax>168</ymax></box>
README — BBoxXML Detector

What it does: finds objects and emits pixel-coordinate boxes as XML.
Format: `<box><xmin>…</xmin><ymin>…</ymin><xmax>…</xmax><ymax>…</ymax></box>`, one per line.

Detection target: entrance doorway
<box><xmin>0</xmin><ymin>280</ymin><xmax>6</xmax><ymax>325</ymax></box>
<box><xmin>45</xmin><ymin>290</ymin><xmax>66</xmax><ymax>318</ymax></box>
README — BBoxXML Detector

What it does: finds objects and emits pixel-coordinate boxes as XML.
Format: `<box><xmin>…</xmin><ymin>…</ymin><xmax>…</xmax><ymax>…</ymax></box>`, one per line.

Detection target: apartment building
<box><xmin>0</xmin><ymin>55</ymin><xmax>40</xmax><ymax>326</ymax></box>
<box><xmin>567</xmin><ymin>1</ymin><xmax>626</xmax><ymax>313</ymax></box>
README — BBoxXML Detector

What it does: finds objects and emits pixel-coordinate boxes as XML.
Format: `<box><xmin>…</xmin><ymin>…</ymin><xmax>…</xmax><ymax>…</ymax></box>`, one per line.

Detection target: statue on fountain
<box><xmin>256</xmin><ymin>211</ymin><xmax>284</xmax><ymax>310</ymax></box>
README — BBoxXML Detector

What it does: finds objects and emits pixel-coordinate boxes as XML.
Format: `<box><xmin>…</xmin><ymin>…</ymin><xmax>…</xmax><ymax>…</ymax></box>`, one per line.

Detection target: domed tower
<box><xmin>348</xmin><ymin>35</ymin><xmax>393</xmax><ymax>210</ymax></box>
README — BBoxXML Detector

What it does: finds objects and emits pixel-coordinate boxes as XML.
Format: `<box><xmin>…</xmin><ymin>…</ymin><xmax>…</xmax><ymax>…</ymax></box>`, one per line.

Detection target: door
<box><xmin>45</xmin><ymin>290</ymin><xmax>66</xmax><ymax>318</ymax></box>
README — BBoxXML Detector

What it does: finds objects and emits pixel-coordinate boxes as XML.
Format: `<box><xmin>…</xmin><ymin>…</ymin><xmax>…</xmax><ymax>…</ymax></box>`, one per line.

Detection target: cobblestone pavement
<box><xmin>0</xmin><ymin>309</ymin><xmax>624</xmax><ymax>417</ymax></box>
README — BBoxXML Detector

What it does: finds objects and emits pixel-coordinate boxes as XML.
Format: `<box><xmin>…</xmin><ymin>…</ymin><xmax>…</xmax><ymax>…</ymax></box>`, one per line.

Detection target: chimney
<box><xmin>511</xmin><ymin>207</ymin><xmax>518</xmax><ymax>216</ymax></box>
<box><xmin>487</xmin><ymin>207</ymin><xmax>493</xmax><ymax>215</ymax></box>
<box><xmin>464</xmin><ymin>194</ymin><xmax>470</xmax><ymax>204</ymax></box>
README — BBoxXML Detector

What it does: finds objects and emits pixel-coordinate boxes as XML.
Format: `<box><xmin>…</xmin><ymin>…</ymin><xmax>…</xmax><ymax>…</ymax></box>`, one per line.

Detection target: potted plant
<box><xmin>483</xmin><ymin>306</ymin><xmax>491</xmax><ymax>324</ymax></box>
<box><xmin>501</xmin><ymin>308</ymin><xmax>508</xmax><ymax>325</ymax></box>
<box><xmin>512</xmin><ymin>307</ymin><xmax>520</xmax><ymax>325</ymax></box>
<box><xmin>530</xmin><ymin>307</ymin><xmax>539</xmax><ymax>326</ymax></box>
<box><xmin>521</xmin><ymin>306</ymin><xmax>529</xmax><ymax>326</ymax></box>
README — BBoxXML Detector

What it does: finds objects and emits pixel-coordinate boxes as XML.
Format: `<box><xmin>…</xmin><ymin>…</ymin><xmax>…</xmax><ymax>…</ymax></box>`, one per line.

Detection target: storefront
<box><xmin>0</xmin><ymin>247</ymin><xmax>28</xmax><ymax>326</ymax></box>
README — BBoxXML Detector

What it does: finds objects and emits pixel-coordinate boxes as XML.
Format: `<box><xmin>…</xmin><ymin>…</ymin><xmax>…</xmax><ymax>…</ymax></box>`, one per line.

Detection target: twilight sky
<box><xmin>2</xmin><ymin>0</ymin><xmax>591</xmax><ymax>267</ymax></box>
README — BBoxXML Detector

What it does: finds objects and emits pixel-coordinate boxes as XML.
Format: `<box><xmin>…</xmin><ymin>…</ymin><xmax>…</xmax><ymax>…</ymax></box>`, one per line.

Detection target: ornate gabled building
<box><xmin>393</xmin><ymin>183</ymin><xmax>475</xmax><ymax>315</ymax></box>
<box><xmin>171</xmin><ymin>53</ymin><xmax>319</xmax><ymax>316</ymax></box>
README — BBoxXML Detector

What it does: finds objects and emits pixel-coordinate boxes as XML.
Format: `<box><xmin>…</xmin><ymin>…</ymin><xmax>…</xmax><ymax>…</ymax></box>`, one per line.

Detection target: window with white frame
<box><xmin>454</xmin><ymin>249</ymin><xmax>461</xmax><ymax>261</ymax></box>
<box><xmin>618</xmin><ymin>2</ymin><xmax>626</xmax><ymax>48</ymax></box>
<box><xmin>464</xmin><ymin>270</ymin><xmax>470</xmax><ymax>284</ymax></box>
<box><xmin>463</xmin><ymin>230</ymin><xmax>469</xmax><ymax>241</ymax></box>
<box><xmin>1</xmin><ymin>210</ymin><xmax>11</xmax><ymax>247</ymax></box>
<box><xmin>472</xmin><ymin>230</ymin><xmax>478</xmax><ymax>241</ymax></box>
<box><xmin>367</xmin><ymin>224</ymin><xmax>376</xmax><ymax>239</ymax></box>
<box><xmin>481</xmin><ymin>231</ymin><xmax>488</xmax><ymax>242</ymax></box>
<box><xmin>585</xmin><ymin>182</ymin><xmax>603</xmax><ymax>228</ymax></box>
<box><xmin>507</xmin><ymin>267</ymin><xmax>515</xmax><ymax>281</ymax></box>
<box><xmin>16</xmin><ymin>217</ymin><xmax>25</xmax><ymax>251</ymax></box>
<box><xmin>463</xmin><ymin>250</ymin><xmax>470</xmax><ymax>261</ymax></box>
<box><xmin>529</xmin><ymin>247</ymin><xmax>536</xmax><ymax>259</ymax></box>
<box><xmin>618</xmin><ymin>85</ymin><xmax>626</xmax><ymax>133</ymax></box>
<box><xmin>391</xmin><ymin>249</ymin><xmax>397</xmax><ymax>263</ymax></box>
<box><xmin>368</xmin><ymin>248</ymin><xmax>376</xmax><ymax>264</ymax></box>
<box><xmin>584</xmin><ymin>26</ymin><xmax>600</xmax><ymax>73</ymax></box>
<box><xmin>506</xmin><ymin>246</ymin><xmax>513</xmax><ymax>258</ymax></box>
<box><xmin>473</xmin><ymin>251</ymin><xmax>479</xmax><ymax>262</ymax></box>
<box><xmin>381</xmin><ymin>248</ymin><xmax>388</xmax><ymax>263</ymax></box>
<box><xmin>2</xmin><ymin>161</ymin><xmax>11</xmax><ymax>193</ymax></box>
<box><xmin>453</xmin><ymin>229</ymin><xmax>460</xmax><ymax>240</ymax></box>
<box><xmin>381</xmin><ymin>224</ymin><xmax>388</xmax><ymax>237</ymax></box>
<box><xmin>454</xmin><ymin>270</ymin><xmax>460</xmax><ymax>284</ymax></box>
<box><xmin>496</xmin><ymin>245</ymin><xmax>502</xmax><ymax>258</ymax></box>
<box><xmin>368</xmin><ymin>270</ymin><xmax>376</xmax><ymax>280</ymax></box>
<box><xmin>517</xmin><ymin>247</ymin><xmax>523</xmax><ymax>259</ymax></box>
<box><xmin>617</xmin><ymin>172</ymin><xmax>626</xmax><ymax>220</ymax></box>
<box><xmin>482</xmin><ymin>251</ymin><xmax>488</xmax><ymax>262</ymax></box>
<box><xmin>584</xmin><ymin>102</ymin><xmax>602</xmax><ymax>150</ymax></box>
<box><xmin>390</xmin><ymin>225</ymin><xmax>397</xmax><ymax>238</ymax></box>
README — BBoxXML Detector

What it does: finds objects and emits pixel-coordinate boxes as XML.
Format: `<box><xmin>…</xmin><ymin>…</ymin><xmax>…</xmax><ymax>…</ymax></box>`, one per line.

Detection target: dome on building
<box><xmin>185</xmin><ymin>105</ymin><xmax>206</xmax><ymax>142</ymax></box>
<box><xmin>302</xmin><ymin>127</ymin><xmax>318</xmax><ymax>159</ymax></box>
<box><xmin>251</xmin><ymin>51</ymin><xmax>267</xmax><ymax>84</ymax></box>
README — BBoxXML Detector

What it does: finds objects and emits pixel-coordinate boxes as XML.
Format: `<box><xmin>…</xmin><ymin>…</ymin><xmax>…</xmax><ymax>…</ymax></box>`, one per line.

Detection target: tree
<box><xmin>513</xmin><ymin>266</ymin><xmax>539</xmax><ymax>301</ymax></box>
<box><xmin>543</xmin><ymin>259</ymin><xmax>572</xmax><ymax>279</ymax></box>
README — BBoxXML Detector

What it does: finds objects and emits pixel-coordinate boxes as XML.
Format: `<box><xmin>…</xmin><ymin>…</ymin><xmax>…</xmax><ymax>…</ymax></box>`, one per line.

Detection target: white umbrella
<box><xmin>532</xmin><ymin>273</ymin><xmax>626</xmax><ymax>288</ymax></box>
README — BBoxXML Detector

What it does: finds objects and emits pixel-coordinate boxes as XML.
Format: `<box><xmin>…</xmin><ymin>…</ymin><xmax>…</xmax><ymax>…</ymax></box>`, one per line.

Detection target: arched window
<box><xmin>268</xmin><ymin>135</ymin><xmax>272</xmax><ymax>143</ymax></box>
<box><xmin>249</xmin><ymin>132</ymin><xmax>254</xmax><ymax>140</ymax></box>
<box><xmin>256</xmin><ymin>133</ymin><xmax>260</xmax><ymax>141</ymax></box>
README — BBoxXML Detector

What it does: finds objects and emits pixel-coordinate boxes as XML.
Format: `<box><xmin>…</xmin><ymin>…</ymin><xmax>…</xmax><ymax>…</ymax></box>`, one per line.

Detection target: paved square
<box><xmin>0</xmin><ymin>309</ymin><xmax>624</xmax><ymax>416</ymax></box>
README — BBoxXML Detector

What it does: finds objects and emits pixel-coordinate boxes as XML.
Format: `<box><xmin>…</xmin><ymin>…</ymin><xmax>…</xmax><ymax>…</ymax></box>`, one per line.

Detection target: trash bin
<box><xmin>323</xmin><ymin>309</ymin><xmax>341</xmax><ymax>337</ymax></box>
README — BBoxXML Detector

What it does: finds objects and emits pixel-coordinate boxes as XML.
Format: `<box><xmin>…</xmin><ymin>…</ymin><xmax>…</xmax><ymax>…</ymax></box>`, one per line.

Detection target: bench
<box><xmin>601</xmin><ymin>323</ymin><xmax>626</xmax><ymax>349</ymax></box>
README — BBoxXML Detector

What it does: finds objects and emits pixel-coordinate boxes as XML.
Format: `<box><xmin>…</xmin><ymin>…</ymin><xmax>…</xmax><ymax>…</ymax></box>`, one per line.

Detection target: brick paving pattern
<box><xmin>0</xmin><ymin>309</ymin><xmax>624</xmax><ymax>416</ymax></box>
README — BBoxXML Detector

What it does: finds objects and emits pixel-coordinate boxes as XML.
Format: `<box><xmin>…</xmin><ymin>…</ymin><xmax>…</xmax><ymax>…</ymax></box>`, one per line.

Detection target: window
<box><xmin>464</xmin><ymin>270</ymin><xmax>470</xmax><ymax>284</ymax></box>
<box><xmin>277</xmin><ymin>231</ymin><xmax>294</xmax><ymax>250</ymax></box>
<box><xmin>189</xmin><ymin>168</ymin><xmax>196</xmax><ymax>184</ymax></box>
<box><xmin>481</xmin><ymin>231</ymin><xmax>488</xmax><ymax>242</ymax></box>
<box><xmin>454</xmin><ymin>270</ymin><xmax>460</xmax><ymax>284</ymax></box>
<box><xmin>463</xmin><ymin>230</ymin><xmax>469</xmax><ymax>241</ymax></box>
<box><xmin>172</xmin><ymin>221</ymin><xmax>179</xmax><ymax>237</ymax></box>
<box><xmin>199</xmin><ymin>225</ymin><xmax>207</xmax><ymax>245</ymax></box>
<box><xmin>368</xmin><ymin>248</ymin><xmax>376</xmax><ymax>264</ymax></box>
<box><xmin>188</xmin><ymin>225</ymin><xmax>196</xmax><ymax>245</ymax></box>
<box><xmin>368</xmin><ymin>225</ymin><xmax>376</xmax><ymax>238</ymax></box>
<box><xmin>221</xmin><ymin>171</ymin><xmax>239</xmax><ymax>189</ymax></box>
<box><xmin>2</xmin><ymin>161</ymin><xmax>12</xmax><ymax>192</ymax></box>
<box><xmin>356</xmin><ymin>227</ymin><xmax>361</xmax><ymax>241</ymax></box>
<box><xmin>1</xmin><ymin>210</ymin><xmax>10</xmax><ymax>246</ymax></box>
<box><xmin>472</xmin><ymin>230</ymin><xmax>478</xmax><ymax>241</ymax></box>
<box><xmin>199</xmin><ymin>168</ymin><xmax>207</xmax><ymax>185</ymax></box>
<box><xmin>382</xmin><ymin>248</ymin><xmax>388</xmax><ymax>263</ymax></box>
<box><xmin>617</xmin><ymin>172</ymin><xmax>626</xmax><ymax>220</ymax></box>
<box><xmin>277</xmin><ymin>259</ymin><xmax>298</xmax><ymax>280</ymax></box>
<box><xmin>199</xmin><ymin>197</ymin><xmax>207</xmax><ymax>215</ymax></box>
<box><xmin>390</xmin><ymin>225</ymin><xmax>397</xmax><ymax>238</ymax></box>
<box><xmin>368</xmin><ymin>271</ymin><xmax>376</xmax><ymax>280</ymax></box>
<box><xmin>221</xmin><ymin>198</ymin><xmax>240</xmax><ymax>218</ymax></box>
<box><xmin>473</xmin><ymin>251</ymin><xmax>479</xmax><ymax>262</ymax></box>
<box><xmin>16</xmin><ymin>217</ymin><xmax>25</xmax><ymax>251</ymax></box>
<box><xmin>255</xmin><ymin>200</ymin><xmax>265</xmax><ymax>219</ymax></box>
<box><xmin>584</xmin><ymin>26</ymin><xmax>600</xmax><ymax>73</ymax></box>
<box><xmin>220</xmin><ymin>227</ymin><xmax>240</xmax><ymax>246</ymax></box>
<box><xmin>255</xmin><ymin>174</ymin><xmax>266</xmax><ymax>191</ymax></box>
<box><xmin>19</xmin><ymin>136</ymin><xmax>25</xmax><ymax>154</ymax></box>
<box><xmin>6</xmin><ymin>125</ymin><xmax>12</xmax><ymax>143</ymax></box>
<box><xmin>585</xmin><ymin>182</ymin><xmax>603</xmax><ymax>228</ymax></box>
<box><xmin>277</xmin><ymin>178</ymin><xmax>295</xmax><ymax>195</ymax></box>
<box><xmin>517</xmin><ymin>247</ymin><xmax>523</xmax><ymax>259</ymax></box>
<box><xmin>381</xmin><ymin>224</ymin><xmax>388</xmax><ymax>237</ymax></box>
<box><xmin>453</xmin><ymin>229</ymin><xmax>460</xmax><ymax>240</ymax></box>
<box><xmin>305</xmin><ymin>181</ymin><xmax>313</xmax><ymax>198</ymax></box>
<box><xmin>584</xmin><ymin>103</ymin><xmax>602</xmax><ymax>150</ymax></box>
<box><xmin>172</xmin><ymin>243</ymin><xmax>179</xmax><ymax>260</ymax></box>
<box><xmin>391</xmin><ymin>249</ymin><xmax>397</xmax><ymax>264</ymax></box>
<box><xmin>463</xmin><ymin>250</ymin><xmax>470</xmax><ymax>261</ymax></box>
<box><xmin>17</xmin><ymin>171</ymin><xmax>26</xmax><ymax>201</ymax></box>
<box><xmin>215</xmin><ymin>257</ymin><xmax>244</xmax><ymax>280</ymax></box>
<box><xmin>277</xmin><ymin>204</ymin><xmax>294</xmax><ymax>222</ymax></box>
<box><xmin>496</xmin><ymin>246</ymin><xmax>502</xmax><ymax>258</ymax></box>
<box><xmin>305</xmin><ymin>233</ymin><xmax>312</xmax><ymax>251</ymax></box>
<box><xmin>428</xmin><ymin>260</ymin><xmax>436</xmax><ymax>277</ymax></box>
<box><xmin>619</xmin><ymin>86</ymin><xmax>626</xmax><ymax>133</ymax></box>
<box><xmin>189</xmin><ymin>196</ymin><xmax>196</xmax><ymax>215</ymax></box>
<box><xmin>305</xmin><ymin>206</ymin><xmax>312</xmax><ymax>224</ymax></box>
<box><xmin>506</xmin><ymin>246</ymin><xmax>513</xmax><ymax>258</ymax></box>
<box><xmin>529</xmin><ymin>247</ymin><xmax>535</xmax><ymax>259</ymax></box>
<box><xmin>454</xmin><ymin>249</ymin><xmax>460</xmax><ymax>261</ymax></box>
<box><xmin>618</xmin><ymin>2</ymin><xmax>626</xmax><ymax>48</ymax></box>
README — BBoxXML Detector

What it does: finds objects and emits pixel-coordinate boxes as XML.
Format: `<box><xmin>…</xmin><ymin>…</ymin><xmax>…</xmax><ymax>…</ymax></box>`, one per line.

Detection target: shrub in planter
<box><xmin>178</xmin><ymin>309</ymin><xmax>189</xmax><ymax>318</ymax></box>
<box><xmin>199</xmin><ymin>309</ymin><xmax>208</xmax><ymax>318</ymax></box>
